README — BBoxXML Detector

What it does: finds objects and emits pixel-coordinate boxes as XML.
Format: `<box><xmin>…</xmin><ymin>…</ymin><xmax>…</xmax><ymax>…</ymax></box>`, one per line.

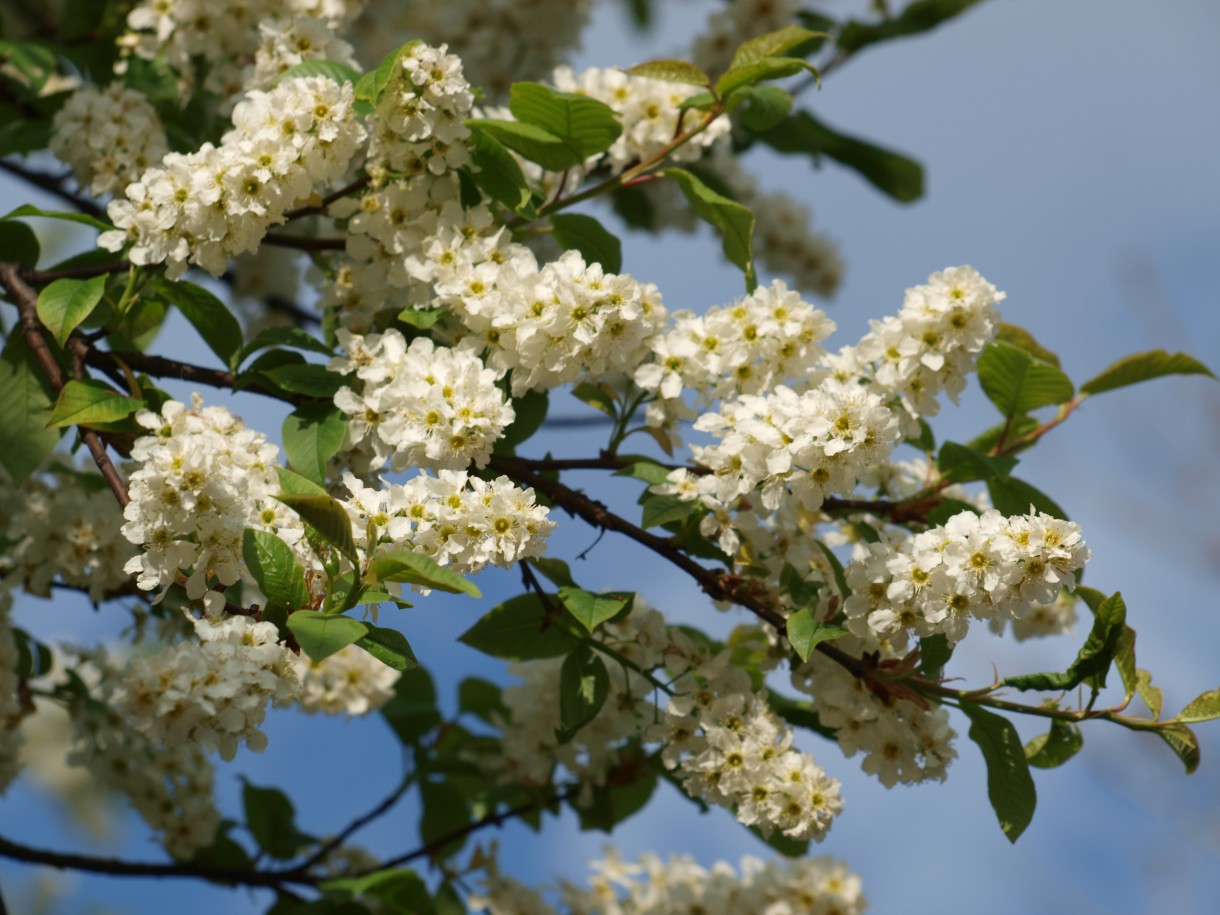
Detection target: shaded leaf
<box><xmin>508</xmin><ymin>82</ymin><xmax>622</xmax><ymax>161</ymax></box>
<box><xmin>0</xmin><ymin>333</ymin><xmax>63</xmax><ymax>483</ymax></box>
<box><xmin>737</xmin><ymin>85</ymin><xmax>793</xmax><ymax>132</ymax></box>
<box><xmin>977</xmin><ymin>342</ymin><xmax>1074</xmax><ymax>418</ymax></box>
<box><xmin>962</xmin><ymin>702</ymin><xmax>1037</xmax><ymax>842</ymax></box>
<box><xmin>1154</xmin><ymin>723</ymin><xmax>1200</xmax><ymax>774</ymax></box>
<box><xmin>242</xmin><ymin>529</ymin><xmax>310</xmax><ymax>611</ymax></box>
<box><xmin>276</xmin><ymin>59</ymin><xmax>360</xmax><ymax>86</ymax></box>
<box><xmin>550</xmin><ymin>213</ymin><xmax>622</xmax><ymax>273</ymax></box>
<box><xmin>242</xmin><ymin>781</ymin><xmax>315</xmax><ymax>860</ymax></box>
<box><xmin>557</xmin><ymin>646</ymin><xmax>610</xmax><ymax>741</ymax></box>
<box><xmin>458</xmin><ymin>594</ymin><xmax>579</xmax><ymax>660</ymax></box>
<box><xmin>468</xmin><ymin>128</ymin><xmax>533</xmax><ymax>211</ymax></box>
<box><xmin>625</xmin><ymin>59</ymin><xmax>709</xmax><ymax>86</ymax></box>
<box><xmin>837</xmin><ymin>0</ymin><xmax>986</xmax><ymax>53</ymax></box>
<box><xmin>558</xmin><ymin>587</ymin><xmax>633</xmax><ymax>634</ymax></box>
<box><xmin>3</xmin><ymin>203</ymin><xmax>112</xmax><ymax>232</ymax></box>
<box><xmin>282</xmin><ymin>402</ymin><xmax>347</xmax><ymax>485</ymax></box>
<box><xmin>356</xmin><ymin>625</ymin><xmax>419</xmax><ymax>672</ymax></box>
<box><xmin>785</xmin><ymin>608</ymin><xmax>847</xmax><ymax>662</ymax></box>
<box><xmin>1025</xmin><ymin>720</ymin><xmax>1083</xmax><ymax>769</ymax></box>
<box><xmin>665</xmin><ymin>167</ymin><xmax>755</xmax><ymax>289</ymax></box>
<box><xmin>259</xmin><ymin>362</ymin><xmax>346</xmax><ymax>398</ymax></box>
<box><xmin>996</xmin><ymin>322</ymin><xmax>1061</xmax><ymax>367</ymax></box>
<box><xmin>641</xmin><ymin>492</ymin><xmax>702</xmax><ymax>529</ymax></box>
<box><xmin>276</xmin><ymin>493</ymin><xmax>359</xmax><ymax>564</ymax></box>
<box><xmin>0</xmin><ymin>221</ymin><xmax>39</xmax><ymax>267</ymax></box>
<box><xmin>240</xmin><ymin>327</ymin><xmax>333</xmax><ymax>364</ymax></box>
<box><xmin>45</xmin><ymin>379</ymin><xmax>142</xmax><ymax>428</ymax></box>
<box><xmin>368</xmin><ymin>550</ymin><xmax>481</xmax><ymax>597</ymax></box>
<box><xmin>467</xmin><ymin>119</ymin><xmax>582</xmax><ymax>173</ymax></box>
<box><xmin>152</xmin><ymin>279</ymin><xmax>243</xmax><ymax>370</ymax></box>
<box><xmin>287</xmin><ymin>611</ymin><xmax>368</xmax><ymax>662</ymax></box>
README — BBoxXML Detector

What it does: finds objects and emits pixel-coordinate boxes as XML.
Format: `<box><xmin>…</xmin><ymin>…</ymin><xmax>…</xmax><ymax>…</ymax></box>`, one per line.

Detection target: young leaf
<box><xmin>36</xmin><ymin>275</ymin><xmax>107</xmax><ymax>347</ymax></box>
<box><xmin>785</xmin><ymin>608</ymin><xmax>847</xmax><ymax>662</ymax></box>
<box><xmin>368</xmin><ymin>551</ymin><xmax>481</xmax><ymax>597</ymax></box>
<box><xmin>1071</xmin><ymin>591</ymin><xmax>1126</xmax><ymax>688</ymax></box>
<box><xmin>716</xmin><ymin>57</ymin><xmax>814</xmax><ymax>100</ymax></box>
<box><xmin>666</xmin><ymin>167</ymin><xmax>756</xmax><ymax>289</ymax></box>
<box><xmin>282</xmin><ymin>403</ymin><xmax>347</xmax><ymax>485</ymax></box>
<box><xmin>508</xmin><ymin>82</ymin><xmax>622</xmax><ymax>161</ymax></box>
<box><xmin>1175</xmin><ymin>688</ymin><xmax>1220</xmax><ymax>724</ymax></box>
<box><xmin>558</xmin><ymin>587</ymin><xmax>633</xmax><ymax>634</ymax></box>
<box><xmin>1079</xmin><ymin>350</ymin><xmax>1216</xmax><ymax>396</ymax></box>
<box><xmin>557</xmin><ymin>646</ymin><xmax>610</xmax><ymax>740</ymax></box>
<box><xmin>977</xmin><ymin>342</ymin><xmax>1075</xmax><ymax>418</ymax></box>
<box><xmin>1136</xmin><ymin>669</ymin><xmax>1164</xmax><ymax>720</ymax></box>
<box><xmin>1154</xmin><ymin>723</ymin><xmax>1200</xmax><ymax>774</ymax></box>
<box><xmin>45</xmin><ymin>379</ymin><xmax>142</xmax><ymax>429</ymax></box>
<box><xmin>962</xmin><ymin>702</ymin><xmax>1037</xmax><ymax>842</ymax></box>
<box><xmin>550</xmin><ymin>213</ymin><xmax>623</xmax><ymax>273</ymax></box>
<box><xmin>355</xmin><ymin>40</ymin><xmax>421</xmax><ymax>107</ymax></box>
<box><xmin>242</xmin><ymin>781</ymin><xmax>316</xmax><ymax>860</ymax></box>
<box><xmin>625</xmin><ymin>59</ymin><xmax>709</xmax><ymax>86</ymax></box>
<box><xmin>276</xmin><ymin>493</ymin><xmax>359</xmax><ymax>564</ymax></box>
<box><xmin>242</xmin><ymin>529</ymin><xmax>310</xmax><ymax>612</ymax></box>
<box><xmin>152</xmin><ymin>279</ymin><xmax>244</xmax><ymax>370</ymax></box>
<box><xmin>286</xmin><ymin>610</ymin><xmax>368</xmax><ymax>662</ymax></box>
<box><xmin>458</xmin><ymin>594</ymin><xmax>580</xmax><ymax>660</ymax></box>
<box><xmin>0</xmin><ymin>333</ymin><xmax>63</xmax><ymax>483</ymax></box>
<box><xmin>275</xmin><ymin>59</ymin><xmax>360</xmax><ymax>86</ymax></box>
<box><xmin>1024</xmin><ymin>720</ymin><xmax>1083</xmax><ymax>769</ymax></box>
<box><xmin>277</xmin><ymin>466</ymin><xmax>329</xmax><ymax>497</ymax></box>
<box><xmin>641</xmin><ymin>492</ymin><xmax>702</xmax><ymax>529</ymax></box>
<box><xmin>729</xmin><ymin>24</ymin><xmax>825</xmax><ymax>70</ymax></box>
<box><xmin>356</xmin><ymin>625</ymin><xmax>419</xmax><ymax>672</ymax></box>
<box><xmin>996</xmin><ymin>322</ymin><xmax>1061</xmax><ymax>367</ymax></box>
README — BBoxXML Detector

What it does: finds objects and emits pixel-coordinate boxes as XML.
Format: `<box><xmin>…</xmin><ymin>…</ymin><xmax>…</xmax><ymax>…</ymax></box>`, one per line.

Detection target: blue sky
<box><xmin>3</xmin><ymin>1</ymin><xmax>1220</xmax><ymax>912</ymax></box>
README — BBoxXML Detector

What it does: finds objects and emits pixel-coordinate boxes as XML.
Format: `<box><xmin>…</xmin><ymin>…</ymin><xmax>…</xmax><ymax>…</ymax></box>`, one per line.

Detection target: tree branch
<box><xmin>0</xmin><ymin>159</ymin><xmax>107</xmax><ymax>221</ymax></box>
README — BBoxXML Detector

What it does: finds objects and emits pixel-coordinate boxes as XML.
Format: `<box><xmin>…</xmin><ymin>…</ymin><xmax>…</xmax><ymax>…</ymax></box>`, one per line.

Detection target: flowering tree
<box><xmin>0</xmin><ymin>0</ymin><xmax>1217</xmax><ymax>912</ymax></box>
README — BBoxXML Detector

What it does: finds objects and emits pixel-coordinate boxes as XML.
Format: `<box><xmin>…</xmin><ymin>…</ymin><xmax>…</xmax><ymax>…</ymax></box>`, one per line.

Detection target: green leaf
<box><xmin>277</xmin><ymin>466</ymin><xmax>329</xmax><ymax>497</ymax></box>
<box><xmin>736</xmin><ymin>85</ymin><xmax>793</xmax><ymax>132</ymax></box>
<box><xmin>785</xmin><ymin>608</ymin><xmax>847</xmax><ymax>662</ymax></box>
<box><xmin>558</xmin><ymin>587</ymin><xmax>633</xmax><ymax>634</ymax></box>
<box><xmin>35</xmin><ymin>275</ymin><xmax>107</xmax><ymax>348</ymax></box>
<box><xmin>242</xmin><ymin>781</ymin><xmax>315</xmax><ymax>860</ymax></box>
<box><xmin>259</xmin><ymin>363</ymin><xmax>346</xmax><ymax>398</ymax></box>
<box><xmin>1079</xmin><ymin>349</ymin><xmax>1215</xmax><ymax>396</ymax></box>
<box><xmin>495</xmin><ymin>389</ymin><xmax>548</xmax><ymax>454</ymax></box>
<box><xmin>530</xmin><ymin>557</ymin><xmax>577</xmax><ymax>589</ymax></box>
<box><xmin>575</xmin><ymin>764</ymin><xmax>659</xmax><ymax>832</ymax></box>
<box><xmin>3</xmin><ymin>204</ymin><xmax>112</xmax><ymax>232</ymax></box>
<box><xmin>746</xmin><ymin>823</ymin><xmax>809</xmax><ymax>858</ymax></box>
<box><xmin>716</xmin><ymin>57</ymin><xmax>815</xmax><ymax>100</ymax></box>
<box><xmin>356</xmin><ymin>625</ymin><xmax>419</xmax><ymax>672</ymax></box>
<box><xmin>961</xmin><ymin>702</ymin><xmax>1037</xmax><ymax>842</ymax></box>
<box><xmin>458</xmin><ymin>678</ymin><xmax>508</xmax><ymax>724</ymax></box>
<box><xmin>287</xmin><ymin>610</ymin><xmax>368</xmax><ymax>662</ymax></box>
<box><xmin>397</xmin><ymin>307</ymin><xmax>447</xmax><ymax>332</ymax></box>
<box><xmin>508</xmin><ymin>82</ymin><xmax>622</xmax><ymax>162</ymax></box>
<box><xmin>977</xmin><ymin>342</ymin><xmax>1075</xmax><ymax>418</ymax></box>
<box><xmin>368</xmin><ymin>550</ymin><xmax>481</xmax><ymax>597</ymax></box>
<box><xmin>837</xmin><ymin>0</ymin><xmax>986</xmax><ymax>53</ymax></box>
<box><xmin>1072</xmin><ymin>591</ymin><xmax>1126</xmax><ymax>688</ymax></box>
<box><xmin>937</xmin><ymin>441</ymin><xmax>1017</xmax><ymax>485</ymax></box>
<box><xmin>419</xmin><ymin>780</ymin><xmax>471</xmax><ymax>860</ymax></box>
<box><xmin>240</xmin><ymin>326</ymin><xmax>333</xmax><ymax>364</ymax></box>
<box><xmin>640</xmin><ymin>492</ymin><xmax>702</xmax><ymax>529</ymax></box>
<box><xmin>729</xmin><ymin>24</ymin><xmax>825</xmax><ymax>70</ymax></box>
<box><xmin>282</xmin><ymin>403</ymin><xmax>347</xmax><ymax>485</ymax></box>
<box><xmin>322</xmin><ymin>870</ymin><xmax>432</xmax><ymax>914</ymax></box>
<box><xmin>381</xmin><ymin>667</ymin><xmax>441</xmax><ymax>744</ymax></box>
<box><xmin>276</xmin><ymin>59</ymin><xmax>361</xmax><ymax>86</ymax></box>
<box><xmin>0</xmin><ymin>332</ymin><xmax>63</xmax><ymax>483</ymax></box>
<box><xmin>767</xmin><ymin>690</ymin><xmax>836</xmax><ymax>739</ymax></box>
<box><xmin>468</xmin><ymin>128</ymin><xmax>533</xmax><ymax>211</ymax></box>
<box><xmin>1154</xmin><ymin>723</ymin><xmax>1200</xmax><ymax>774</ymax></box>
<box><xmin>996</xmin><ymin>323</ymin><xmax>1061</xmax><ymax>367</ymax></box>
<box><xmin>1024</xmin><ymin>720</ymin><xmax>1083</xmax><ymax>770</ymax></box>
<box><xmin>614</xmin><ymin>458</ymin><xmax>672</xmax><ymax>486</ymax></box>
<box><xmin>666</xmin><ymin>167</ymin><xmax>756</xmax><ymax>289</ymax></box>
<box><xmin>967</xmin><ymin>416</ymin><xmax>1040</xmax><ymax>456</ymax></box>
<box><xmin>1176</xmin><ymin>688</ymin><xmax>1220</xmax><ymax>724</ymax></box>
<box><xmin>557</xmin><ymin>645</ymin><xmax>610</xmax><ymax>741</ymax></box>
<box><xmin>242</xmin><ymin>529</ymin><xmax>310</xmax><ymax>611</ymax></box>
<box><xmin>355</xmin><ymin>40</ymin><xmax>421</xmax><ymax>107</ymax></box>
<box><xmin>467</xmin><ymin>119</ymin><xmax>584</xmax><ymax>173</ymax></box>
<box><xmin>918</xmin><ymin>633</ymin><xmax>954</xmax><ymax>678</ymax></box>
<box><xmin>458</xmin><ymin>594</ymin><xmax>580</xmax><ymax>661</ymax></box>
<box><xmin>1136</xmin><ymin>668</ymin><xmax>1164</xmax><ymax>719</ymax></box>
<box><xmin>276</xmin><ymin>494</ymin><xmax>359</xmax><ymax>564</ymax></box>
<box><xmin>625</xmin><ymin>59</ymin><xmax>709</xmax><ymax>86</ymax></box>
<box><xmin>0</xmin><ymin>220</ymin><xmax>40</xmax><ymax>267</ymax></box>
<box><xmin>986</xmin><ymin>476</ymin><xmax>1068</xmax><ymax>520</ymax></box>
<box><xmin>571</xmin><ymin>381</ymin><xmax>617</xmax><ymax>418</ymax></box>
<box><xmin>814</xmin><ymin>541</ymin><xmax>852</xmax><ymax>600</ymax></box>
<box><xmin>45</xmin><ymin>379</ymin><xmax>142</xmax><ymax>428</ymax></box>
<box><xmin>153</xmin><ymin>279</ymin><xmax>244</xmax><ymax>370</ymax></box>
<box><xmin>756</xmin><ymin>111</ymin><xmax>923</xmax><ymax>203</ymax></box>
<box><xmin>550</xmin><ymin>213</ymin><xmax>623</xmax><ymax>273</ymax></box>
<box><xmin>0</xmin><ymin>119</ymin><xmax>51</xmax><ymax>158</ymax></box>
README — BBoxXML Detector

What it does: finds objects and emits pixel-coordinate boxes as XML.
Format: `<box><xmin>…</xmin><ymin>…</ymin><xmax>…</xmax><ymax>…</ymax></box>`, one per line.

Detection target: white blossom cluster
<box><xmin>49</xmin><ymin>83</ymin><xmax>168</xmax><ymax>197</ymax></box>
<box><xmin>825</xmin><ymin>265</ymin><xmax>1003</xmax><ymax>432</ymax></box>
<box><xmin>843</xmin><ymin>509</ymin><xmax>1090</xmax><ymax>647</ymax></box>
<box><xmin>342</xmin><ymin>471</ymin><xmax>554</xmax><ymax>575</ymax></box>
<box><xmin>67</xmin><ymin>659</ymin><xmax>221</xmax><ymax>858</ymax></box>
<box><xmin>292</xmin><ymin>643</ymin><xmax>400</xmax><ymax>716</ymax></box>
<box><xmin>685</xmin><ymin>377</ymin><xmax>901</xmax><ymax>513</ymax></box>
<box><xmin>1</xmin><ymin>465</ymin><xmax>136</xmax><ymax>602</ymax></box>
<box><xmin>430</xmin><ymin>246</ymin><xmax>668</xmax><ymax>395</ymax></box>
<box><xmin>100</xmin><ymin>76</ymin><xmax>366</xmax><ymax>279</ymax></box>
<box><xmin>350</xmin><ymin>0</ymin><xmax>590</xmax><ymax>97</ymax></box>
<box><xmin>0</xmin><ymin>592</ymin><xmax>23</xmax><ymax>794</ymax></box>
<box><xmin>692</xmin><ymin>0</ymin><xmax>804</xmax><ymax>76</ymax></box>
<box><xmin>246</xmin><ymin>15</ymin><xmax>359</xmax><ymax>94</ymax></box>
<box><xmin>655</xmin><ymin>674</ymin><xmax>843</xmax><ymax>842</ymax></box>
<box><xmin>792</xmin><ymin>636</ymin><xmax>958</xmax><ymax>788</ymax></box>
<box><xmin>111</xmin><ymin>615</ymin><xmax>297</xmax><ymax>761</ymax></box>
<box><xmin>331</xmin><ymin>328</ymin><xmax>514</xmax><ymax>472</ymax></box>
<box><xmin>1002</xmin><ymin>589</ymin><xmax>1078</xmax><ymax>641</ymax></box>
<box><xmin>634</xmin><ymin>279</ymin><xmax>835</xmax><ymax>405</ymax></box>
<box><xmin>551</xmin><ymin>66</ymin><xmax>731</xmax><ymax>175</ymax></box>
<box><xmin>121</xmin><ymin>396</ymin><xmax>282</xmax><ymax>616</ymax></box>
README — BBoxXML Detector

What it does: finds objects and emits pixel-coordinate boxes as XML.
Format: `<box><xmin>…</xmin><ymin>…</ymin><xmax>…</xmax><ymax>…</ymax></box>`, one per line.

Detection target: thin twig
<box><xmin>0</xmin><ymin>159</ymin><xmax>107</xmax><ymax>221</ymax></box>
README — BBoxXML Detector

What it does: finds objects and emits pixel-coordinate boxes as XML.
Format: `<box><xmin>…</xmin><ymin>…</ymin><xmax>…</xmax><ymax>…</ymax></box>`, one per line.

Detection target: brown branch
<box><xmin>282</xmin><ymin>176</ymin><xmax>369</xmax><ymax>221</ymax></box>
<box><xmin>294</xmin><ymin>773</ymin><xmax>414</xmax><ymax>872</ymax></box>
<box><xmin>0</xmin><ymin>262</ymin><xmax>129</xmax><ymax>508</ymax></box>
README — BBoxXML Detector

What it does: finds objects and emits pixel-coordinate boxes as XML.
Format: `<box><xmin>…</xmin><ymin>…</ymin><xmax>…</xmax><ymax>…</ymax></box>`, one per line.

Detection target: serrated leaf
<box><xmin>275</xmin><ymin>59</ymin><xmax>360</xmax><ymax>86</ymax></box>
<box><xmin>356</xmin><ymin>625</ymin><xmax>419</xmax><ymax>672</ymax></box>
<box><xmin>368</xmin><ymin>550</ymin><xmax>481</xmax><ymax>597</ymax></box>
<box><xmin>1080</xmin><ymin>349</ymin><xmax>1215</xmax><ymax>396</ymax></box>
<box><xmin>468</xmin><ymin>128</ymin><xmax>533</xmax><ymax>211</ymax></box>
<box><xmin>550</xmin><ymin>213</ymin><xmax>622</xmax><ymax>273</ymax></box>
<box><xmin>977</xmin><ymin>342</ymin><xmax>1075</xmax><ymax>418</ymax></box>
<box><xmin>35</xmin><ymin>275</ymin><xmax>107</xmax><ymax>348</ymax></box>
<box><xmin>996</xmin><ymin>322</ymin><xmax>1060</xmax><ymax>367</ymax></box>
<box><xmin>729</xmin><ymin>24</ymin><xmax>825</xmax><ymax>70</ymax></box>
<box><xmin>467</xmin><ymin>119</ymin><xmax>582</xmax><ymax>172</ymax></box>
<box><xmin>837</xmin><ymin>0</ymin><xmax>986</xmax><ymax>53</ymax></box>
<box><xmin>45</xmin><ymin>379</ymin><xmax>142</xmax><ymax>428</ymax></box>
<box><xmin>962</xmin><ymin>702</ymin><xmax>1037</xmax><ymax>842</ymax></box>
<box><xmin>785</xmin><ymin>608</ymin><xmax>847</xmax><ymax>662</ymax></box>
<box><xmin>152</xmin><ymin>279</ymin><xmax>243</xmax><ymax>370</ymax></box>
<box><xmin>1024</xmin><ymin>720</ymin><xmax>1083</xmax><ymax>769</ymax></box>
<box><xmin>276</xmin><ymin>493</ymin><xmax>359</xmax><ymax>564</ymax></box>
<box><xmin>624</xmin><ymin>59</ymin><xmax>709</xmax><ymax>86</ymax></box>
<box><xmin>242</xmin><ymin>781</ymin><xmax>315</xmax><ymax>860</ymax></box>
<box><xmin>641</xmin><ymin>492</ymin><xmax>702</xmax><ymax>529</ymax></box>
<box><xmin>242</xmin><ymin>529</ymin><xmax>310</xmax><ymax>611</ymax></box>
<box><xmin>1154</xmin><ymin>723</ymin><xmax>1200</xmax><ymax>774</ymax></box>
<box><xmin>508</xmin><ymin>82</ymin><xmax>622</xmax><ymax>162</ymax></box>
<box><xmin>557</xmin><ymin>646</ymin><xmax>609</xmax><ymax>740</ymax></box>
<box><xmin>287</xmin><ymin>610</ymin><xmax>368</xmax><ymax>662</ymax></box>
<box><xmin>558</xmin><ymin>587</ymin><xmax>632</xmax><ymax>634</ymax></box>
<box><xmin>458</xmin><ymin>593</ymin><xmax>579</xmax><ymax>660</ymax></box>
<box><xmin>0</xmin><ymin>333</ymin><xmax>63</xmax><ymax>483</ymax></box>
<box><xmin>1176</xmin><ymin>688</ymin><xmax>1220</xmax><ymax>724</ymax></box>
<box><xmin>716</xmin><ymin>57</ymin><xmax>815</xmax><ymax>100</ymax></box>
<box><xmin>937</xmin><ymin>441</ymin><xmax>1017</xmax><ymax>485</ymax></box>
<box><xmin>282</xmin><ymin>402</ymin><xmax>346</xmax><ymax>485</ymax></box>
<box><xmin>756</xmin><ymin>111</ymin><xmax>923</xmax><ymax>203</ymax></box>
<box><xmin>666</xmin><ymin>167</ymin><xmax>755</xmax><ymax>290</ymax></box>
